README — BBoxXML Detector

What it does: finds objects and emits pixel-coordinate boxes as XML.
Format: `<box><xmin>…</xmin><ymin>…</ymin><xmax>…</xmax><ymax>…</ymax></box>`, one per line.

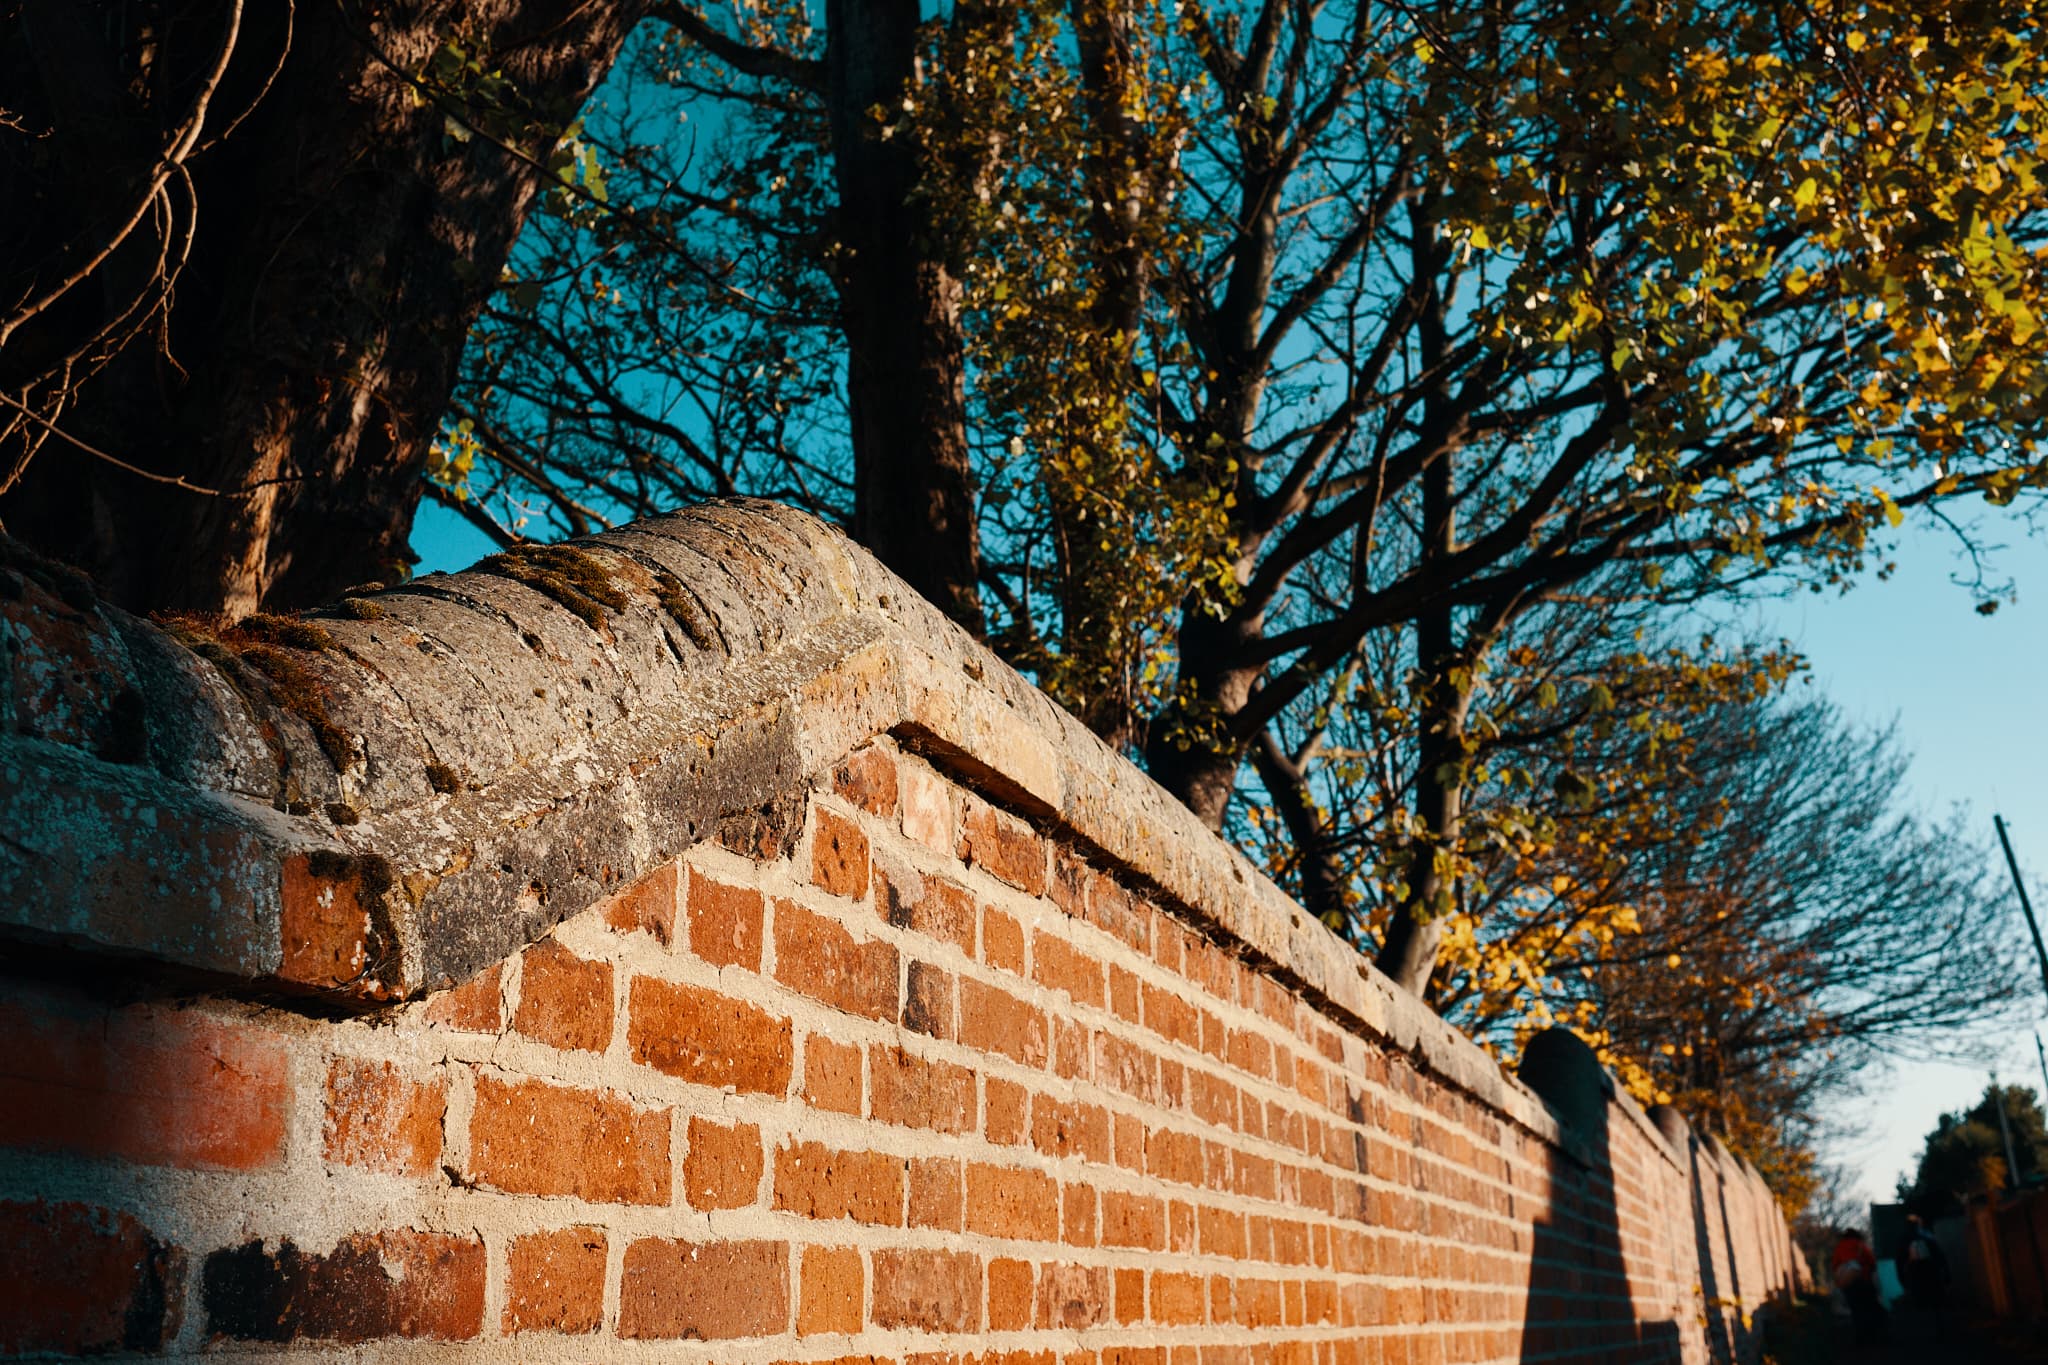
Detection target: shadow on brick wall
<box><xmin>1519</xmin><ymin>1028</ymin><xmax>1687</xmax><ymax>1365</ymax></box>
<box><xmin>1657</xmin><ymin>1105</ymin><xmax>1747</xmax><ymax>1365</ymax></box>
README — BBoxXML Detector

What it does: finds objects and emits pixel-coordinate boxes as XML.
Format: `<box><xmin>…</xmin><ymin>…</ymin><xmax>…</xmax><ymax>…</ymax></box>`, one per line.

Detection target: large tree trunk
<box><xmin>1143</xmin><ymin>606</ymin><xmax>1262</xmax><ymax>828</ymax></box>
<box><xmin>1373</xmin><ymin>667</ymin><xmax>1466</xmax><ymax>995</ymax></box>
<box><xmin>1376</xmin><ymin>430</ymin><xmax>1465</xmax><ymax>996</ymax></box>
<box><xmin>1251</xmin><ymin>729</ymin><xmax>1351</xmax><ymax>928</ymax></box>
<box><xmin>0</xmin><ymin>0</ymin><xmax>646</xmax><ymax>616</ymax></box>
<box><xmin>825</xmin><ymin>0</ymin><xmax>985</xmax><ymax>636</ymax></box>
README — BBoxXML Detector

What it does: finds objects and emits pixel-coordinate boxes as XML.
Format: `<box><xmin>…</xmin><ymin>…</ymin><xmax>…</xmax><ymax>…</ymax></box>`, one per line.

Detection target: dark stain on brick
<box><xmin>201</xmin><ymin>1231</ymin><xmax>485</xmax><ymax>1344</ymax></box>
<box><xmin>903</xmin><ymin>960</ymin><xmax>952</xmax><ymax>1040</ymax></box>
<box><xmin>0</xmin><ymin>1199</ymin><xmax>185</xmax><ymax>1355</ymax></box>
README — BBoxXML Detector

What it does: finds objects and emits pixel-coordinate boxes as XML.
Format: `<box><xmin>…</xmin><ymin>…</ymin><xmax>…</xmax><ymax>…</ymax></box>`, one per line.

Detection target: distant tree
<box><xmin>1257</xmin><ymin>669</ymin><xmax>2031</xmax><ymax>1210</ymax></box>
<box><xmin>1795</xmin><ymin>1160</ymin><xmax>1873</xmax><ymax>1264</ymax></box>
<box><xmin>1900</xmin><ymin>1083</ymin><xmax>2048</xmax><ymax>1217</ymax></box>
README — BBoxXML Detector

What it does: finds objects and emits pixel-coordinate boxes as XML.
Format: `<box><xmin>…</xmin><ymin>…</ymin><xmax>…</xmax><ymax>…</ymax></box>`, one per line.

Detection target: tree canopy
<box><xmin>1900</xmin><ymin>1083</ymin><xmax>2048</xmax><ymax>1216</ymax></box>
<box><xmin>442</xmin><ymin>0</ymin><xmax>2048</xmax><ymax>996</ymax></box>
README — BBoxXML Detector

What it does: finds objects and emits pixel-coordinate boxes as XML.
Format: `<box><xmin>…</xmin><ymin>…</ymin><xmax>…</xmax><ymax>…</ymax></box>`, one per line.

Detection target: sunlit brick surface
<box><xmin>0</xmin><ymin>739</ymin><xmax>1799</xmax><ymax>1360</ymax></box>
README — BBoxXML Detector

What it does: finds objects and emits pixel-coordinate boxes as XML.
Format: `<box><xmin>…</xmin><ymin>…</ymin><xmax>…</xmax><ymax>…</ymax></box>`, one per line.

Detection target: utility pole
<box><xmin>1994</xmin><ymin>814</ymin><xmax>2048</xmax><ymax>1001</ymax></box>
<box><xmin>1995</xmin><ymin>1071</ymin><xmax>2022</xmax><ymax>1191</ymax></box>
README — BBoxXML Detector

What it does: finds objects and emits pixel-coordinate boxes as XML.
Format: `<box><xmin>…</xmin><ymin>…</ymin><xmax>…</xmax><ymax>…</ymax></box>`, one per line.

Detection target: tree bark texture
<box><xmin>826</xmin><ymin>0</ymin><xmax>986</xmax><ymax>637</ymax></box>
<box><xmin>1375</xmin><ymin>429</ymin><xmax>1464</xmax><ymax>996</ymax></box>
<box><xmin>0</xmin><ymin>0</ymin><xmax>645</xmax><ymax>615</ymax></box>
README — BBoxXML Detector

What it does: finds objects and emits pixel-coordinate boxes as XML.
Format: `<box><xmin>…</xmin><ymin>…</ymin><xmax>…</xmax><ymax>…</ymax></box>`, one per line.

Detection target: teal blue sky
<box><xmin>412</xmin><ymin>495</ymin><xmax>2048</xmax><ymax>1205</ymax></box>
<box><xmin>1727</xmin><ymin>516</ymin><xmax>2048</xmax><ymax>1204</ymax></box>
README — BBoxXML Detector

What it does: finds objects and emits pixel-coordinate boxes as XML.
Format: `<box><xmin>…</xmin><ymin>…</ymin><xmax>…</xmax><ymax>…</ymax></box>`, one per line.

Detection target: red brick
<box><xmin>1143</xmin><ymin>981</ymin><xmax>1201</xmax><ymax>1050</ymax></box>
<box><xmin>512</xmin><ymin>939</ymin><xmax>615</xmax><ymax>1053</ymax></box>
<box><xmin>627</xmin><ymin>976</ymin><xmax>793</xmax><ymax>1094</ymax></box>
<box><xmin>870</xmin><ymin>1043</ymin><xmax>975</xmax><ymax>1133</ymax></box>
<box><xmin>987</xmin><ymin>1077</ymin><xmax>1028</xmax><ymax>1144</ymax></box>
<box><xmin>775</xmin><ymin>898</ymin><xmax>899</xmax><ymax>1021</ymax></box>
<box><xmin>1199</xmin><ymin>1206</ymin><xmax>1247</xmax><ymax>1258</ymax></box>
<box><xmin>905</xmin><ymin>959</ymin><xmax>956</xmax><ymax>1039</ymax></box>
<box><xmin>805</xmin><ymin>1034</ymin><xmax>863</xmax><ymax>1114</ymax></box>
<box><xmin>604</xmin><ymin>862</ymin><xmax>677</xmax><ymax>944</ymax></box>
<box><xmin>202</xmin><ymin>1230</ymin><xmax>484</xmax><ymax>1342</ymax></box>
<box><xmin>1102</xmin><ymin>1190</ymin><xmax>1167</xmax><ymax>1249</ymax></box>
<box><xmin>684</xmin><ymin>1116</ymin><xmax>763</xmax><ymax>1210</ymax></box>
<box><xmin>800</xmin><ymin>1244</ymin><xmax>865</xmax><ymax>1336</ymax></box>
<box><xmin>1053</xmin><ymin>1016</ymin><xmax>1091</xmax><ymax>1081</ymax></box>
<box><xmin>1146</xmin><ymin>1129</ymin><xmax>1204</xmax><ymax>1186</ymax></box>
<box><xmin>1235</xmin><ymin>1277</ymin><xmax>1283</xmax><ymax>1327</ymax></box>
<box><xmin>812</xmin><ymin>806</ymin><xmax>872</xmax><ymax>899</ymax></box>
<box><xmin>1251</xmin><ymin>974</ymin><xmax>1294</xmax><ymax>1028</ymax></box>
<box><xmin>0</xmin><ymin>991</ymin><xmax>286</xmax><ymax>1172</ymax></box>
<box><xmin>618</xmin><ymin>1239</ymin><xmax>789</xmax><ymax>1339</ymax></box>
<box><xmin>989</xmin><ymin>1257</ymin><xmax>1035</xmax><ymax>1330</ymax></box>
<box><xmin>899</xmin><ymin>759</ymin><xmax>956</xmax><ymax>852</ymax></box>
<box><xmin>1271</xmin><ymin>1217</ymin><xmax>1311</xmax><ymax>1265</ymax></box>
<box><xmin>504</xmin><ymin>1227</ymin><xmax>605</xmax><ymax>1335</ymax></box>
<box><xmin>1113</xmin><ymin>1113</ymin><xmax>1144</xmax><ymax>1171</ymax></box>
<box><xmin>0</xmin><ymin>1201</ymin><xmax>182</xmax><ymax>1354</ymax></box>
<box><xmin>872</xmin><ymin>1248</ymin><xmax>982</xmax><ymax>1333</ymax></box>
<box><xmin>1115</xmin><ymin>1267</ymin><xmax>1145</xmax><ymax>1324</ymax></box>
<box><xmin>1294</xmin><ymin>1058</ymin><xmax>1329</xmax><ymax>1108</ymax></box>
<box><xmin>911</xmin><ymin>1155</ymin><xmax>965</xmax><ymax>1230</ymax></box>
<box><xmin>774</xmin><ymin>1141</ymin><xmax>905</xmax><ymax>1225</ymax></box>
<box><xmin>1234</xmin><ymin>1151</ymin><xmax>1278</xmax><ymax>1201</ymax></box>
<box><xmin>1037</xmin><ymin>1262</ymin><xmax>1111</xmax><ymax>1329</ymax></box>
<box><xmin>686</xmin><ymin>874</ymin><xmax>765</xmax><ymax>969</ymax></box>
<box><xmin>1193</xmin><ymin>1072</ymin><xmax>1239</xmax><ymax>1129</ymax></box>
<box><xmin>467</xmin><ymin>1074</ymin><xmax>669</xmax><ymax>1205</ymax></box>
<box><xmin>983</xmin><ymin>906</ymin><xmax>1026</xmax><ymax>971</ymax></box>
<box><xmin>966</xmin><ymin>1161</ymin><xmax>1060</xmax><ymax>1241</ymax></box>
<box><xmin>1184</xmin><ymin>936</ymin><xmax>1234</xmax><ymax>1006</ymax></box>
<box><xmin>957</xmin><ymin>796</ymin><xmax>1046</xmax><ymax>894</ymax></box>
<box><xmin>1033</xmin><ymin>1096</ymin><xmax>1112</xmax><ymax>1164</ymax></box>
<box><xmin>1084</xmin><ymin>874</ymin><xmax>1151</xmax><ymax>953</ymax></box>
<box><xmin>832</xmin><ymin>747</ymin><xmax>900</xmax><ymax>816</ymax></box>
<box><xmin>323</xmin><ymin>1058</ymin><xmax>444</xmax><ymax>1177</ymax></box>
<box><xmin>1109</xmin><ymin>965</ymin><xmax>1141</xmax><ymax>1022</ymax></box>
<box><xmin>1161</xmin><ymin>1057</ymin><xmax>1187</xmax><ymax>1108</ymax></box>
<box><xmin>1063</xmin><ymin>1181</ymin><xmax>1098</xmax><ymax>1246</ymax></box>
<box><xmin>423</xmin><ymin>964</ymin><xmax>503</xmax><ymax>1031</ymax></box>
<box><xmin>879</xmin><ymin>864</ymin><xmax>977</xmax><ymax>954</ymax></box>
<box><xmin>1033</xmin><ymin>933</ymin><xmax>1105</xmax><ymax>1008</ymax></box>
<box><xmin>1169</xmin><ymin>1200</ymin><xmax>1196</xmax><ymax>1253</ymax></box>
<box><xmin>1105</xmin><ymin>1349</ymin><xmax>1166</xmax><ymax>1365</ymax></box>
<box><xmin>1153</xmin><ymin>1270</ymin><xmax>1206</xmax><ymax>1325</ymax></box>
<box><xmin>278</xmin><ymin>853</ymin><xmax>379</xmax><ymax>990</ymax></box>
<box><xmin>960</xmin><ymin>977</ymin><xmax>1049</xmax><ymax>1067</ymax></box>
<box><xmin>1150</xmin><ymin>913</ymin><xmax>1186</xmax><ymax>973</ymax></box>
<box><xmin>1095</xmin><ymin>1032</ymin><xmax>1158</xmax><ymax>1102</ymax></box>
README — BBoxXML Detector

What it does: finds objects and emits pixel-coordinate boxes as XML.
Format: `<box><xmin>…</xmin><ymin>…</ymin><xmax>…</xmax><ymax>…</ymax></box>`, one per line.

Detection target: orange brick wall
<box><xmin>0</xmin><ymin>738</ymin><xmax>1798</xmax><ymax>1360</ymax></box>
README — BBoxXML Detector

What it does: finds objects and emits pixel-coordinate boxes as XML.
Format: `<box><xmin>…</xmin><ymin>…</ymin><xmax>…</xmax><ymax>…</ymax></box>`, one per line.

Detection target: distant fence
<box><xmin>1958</xmin><ymin>1188</ymin><xmax>2048</xmax><ymax>1320</ymax></box>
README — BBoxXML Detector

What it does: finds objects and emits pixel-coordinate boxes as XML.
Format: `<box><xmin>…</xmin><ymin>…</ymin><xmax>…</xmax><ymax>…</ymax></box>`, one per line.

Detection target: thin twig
<box><xmin>0</xmin><ymin>389</ymin><xmax>297</xmax><ymax>497</ymax></box>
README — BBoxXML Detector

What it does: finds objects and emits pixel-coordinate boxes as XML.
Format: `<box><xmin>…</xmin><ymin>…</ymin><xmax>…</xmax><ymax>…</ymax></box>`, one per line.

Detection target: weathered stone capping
<box><xmin>0</xmin><ymin>500</ymin><xmax>1802</xmax><ymax>1361</ymax></box>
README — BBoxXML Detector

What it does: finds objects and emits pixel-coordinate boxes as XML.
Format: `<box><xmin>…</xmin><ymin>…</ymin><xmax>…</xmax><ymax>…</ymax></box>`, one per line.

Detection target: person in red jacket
<box><xmin>1831</xmin><ymin>1228</ymin><xmax>1886</xmax><ymax>1345</ymax></box>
